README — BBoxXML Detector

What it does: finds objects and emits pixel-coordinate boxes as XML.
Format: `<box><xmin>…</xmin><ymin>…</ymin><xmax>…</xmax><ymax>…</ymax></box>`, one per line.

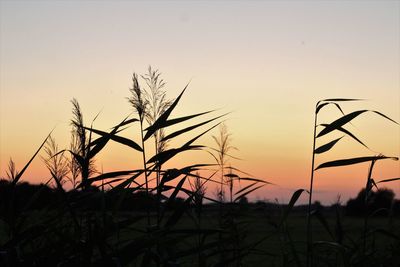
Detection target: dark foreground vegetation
<box><xmin>0</xmin><ymin>180</ymin><xmax>400</xmax><ymax>267</ymax></box>
<box><xmin>1</xmin><ymin>67</ymin><xmax>399</xmax><ymax>266</ymax></box>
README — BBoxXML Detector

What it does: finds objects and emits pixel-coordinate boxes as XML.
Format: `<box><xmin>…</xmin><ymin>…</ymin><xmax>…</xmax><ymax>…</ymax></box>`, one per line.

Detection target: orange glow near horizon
<box><xmin>1</xmin><ymin>1</ymin><xmax>399</xmax><ymax>204</ymax></box>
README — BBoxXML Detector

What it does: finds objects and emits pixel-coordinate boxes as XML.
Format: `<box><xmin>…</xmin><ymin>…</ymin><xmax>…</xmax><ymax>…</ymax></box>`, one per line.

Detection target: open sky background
<box><xmin>1</xmin><ymin>1</ymin><xmax>399</xmax><ymax>204</ymax></box>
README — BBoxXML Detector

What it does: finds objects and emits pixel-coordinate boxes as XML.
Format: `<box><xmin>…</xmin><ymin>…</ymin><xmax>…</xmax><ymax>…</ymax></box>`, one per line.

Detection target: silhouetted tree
<box><xmin>313</xmin><ymin>200</ymin><xmax>323</xmax><ymax>212</ymax></box>
<box><xmin>0</xmin><ymin>180</ymin><xmax>58</xmax><ymax>211</ymax></box>
<box><xmin>346</xmin><ymin>188</ymin><xmax>395</xmax><ymax>216</ymax></box>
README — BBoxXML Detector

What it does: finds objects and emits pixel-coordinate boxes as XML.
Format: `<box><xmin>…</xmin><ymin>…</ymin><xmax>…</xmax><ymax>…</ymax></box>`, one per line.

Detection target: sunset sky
<box><xmin>1</xmin><ymin>1</ymin><xmax>399</xmax><ymax>204</ymax></box>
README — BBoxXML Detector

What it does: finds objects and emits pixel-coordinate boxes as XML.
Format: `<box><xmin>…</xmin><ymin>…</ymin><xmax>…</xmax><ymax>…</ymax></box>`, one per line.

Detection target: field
<box><xmin>1</xmin><ymin>201</ymin><xmax>399</xmax><ymax>267</ymax></box>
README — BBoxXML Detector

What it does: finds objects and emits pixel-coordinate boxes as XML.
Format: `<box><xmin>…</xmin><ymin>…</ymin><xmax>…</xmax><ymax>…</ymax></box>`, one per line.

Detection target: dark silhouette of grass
<box><xmin>0</xmin><ymin>69</ymin><xmax>399</xmax><ymax>267</ymax></box>
<box><xmin>306</xmin><ymin>99</ymin><xmax>398</xmax><ymax>267</ymax></box>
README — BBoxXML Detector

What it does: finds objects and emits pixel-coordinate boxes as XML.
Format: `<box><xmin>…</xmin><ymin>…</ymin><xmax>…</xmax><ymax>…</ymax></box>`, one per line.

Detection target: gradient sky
<box><xmin>1</xmin><ymin>1</ymin><xmax>399</xmax><ymax>204</ymax></box>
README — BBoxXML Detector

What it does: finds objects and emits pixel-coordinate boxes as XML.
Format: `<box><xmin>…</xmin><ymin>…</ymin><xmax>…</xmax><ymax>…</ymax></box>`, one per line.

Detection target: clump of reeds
<box><xmin>306</xmin><ymin>99</ymin><xmax>399</xmax><ymax>267</ymax></box>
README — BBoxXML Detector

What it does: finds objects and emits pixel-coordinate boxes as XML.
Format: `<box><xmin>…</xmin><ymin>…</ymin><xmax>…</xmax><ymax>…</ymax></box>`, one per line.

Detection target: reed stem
<box><xmin>307</xmin><ymin>103</ymin><xmax>318</xmax><ymax>267</ymax></box>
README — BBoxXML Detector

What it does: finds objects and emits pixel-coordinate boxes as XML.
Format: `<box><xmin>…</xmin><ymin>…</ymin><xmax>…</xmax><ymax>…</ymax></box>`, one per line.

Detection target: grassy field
<box><xmin>2</xmin><ymin>205</ymin><xmax>398</xmax><ymax>266</ymax></box>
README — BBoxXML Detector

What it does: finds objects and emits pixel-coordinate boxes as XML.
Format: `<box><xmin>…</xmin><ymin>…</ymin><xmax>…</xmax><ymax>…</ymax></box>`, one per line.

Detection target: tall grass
<box><xmin>211</xmin><ymin>123</ymin><xmax>236</xmax><ymax>202</ymax></box>
<box><xmin>128</xmin><ymin>72</ymin><xmax>152</xmax><ymax>226</ymax></box>
<box><xmin>42</xmin><ymin>135</ymin><xmax>69</xmax><ymax>188</ymax></box>
<box><xmin>142</xmin><ymin>67</ymin><xmax>172</xmax><ymax>225</ymax></box>
<box><xmin>69</xmin><ymin>98</ymin><xmax>98</xmax><ymax>191</ymax></box>
<box><xmin>306</xmin><ymin>99</ymin><xmax>399</xmax><ymax>267</ymax></box>
<box><xmin>0</xmin><ymin>72</ymin><xmax>399</xmax><ymax>267</ymax></box>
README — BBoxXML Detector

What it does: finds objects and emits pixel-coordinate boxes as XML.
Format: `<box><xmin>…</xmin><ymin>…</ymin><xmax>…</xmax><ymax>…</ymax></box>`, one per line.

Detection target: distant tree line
<box><xmin>345</xmin><ymin>187</ymin><xmax>399</xmax><ymax>216</ymax></box>
<box><xmin>0</xmin><ymin>179</ymin><xmax>188</xmax><ymax>213</ymax></box>
<box><xmin>1</xmin><ymin>179</ymin><xmax>398</xmax><ymax>216</ymax></box>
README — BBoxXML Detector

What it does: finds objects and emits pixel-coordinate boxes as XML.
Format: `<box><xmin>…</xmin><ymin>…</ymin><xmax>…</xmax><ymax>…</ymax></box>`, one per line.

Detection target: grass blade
<box><xmin>146</xmin><ymin>145</ymin><xmax>204</xmax><ymax>166</ymax></box>
<box><xmin>316</xmin><ymin>102</ymin><xmax>345</xmax><ymax>115</ymax></box>
<box><xmin>317</xmin><ymin>109</ymin><xmax>398</xmax><ymax>138</ymax></box>
<box><xmin>372</xmin><ymin>110</ymin><xmax>399</xmax><ymax>124</ymax></box>
<box><xmin>84</xmin><ymin>126</ymin><xmax>143</xmax><ymax>152</ymax></box>
<box><xmin>234</xmin><ymin>184</ymin><xmax>264</xmax><ymax>202</ymax></box>
<box><xmin>334</xmin><ymin>126</ymin><xmax>369</xmax><ymax>149</ymax></box>
<box><xmin>161</xmin><ymin>113</ymin><xmax>228</xmax><ymax>142</ymax></box>
<box><xmin>314</xmin><ymin>136</ymin><xmax>344</xmax><ymax>154</ymax></box>
<box><xmin>315</xmin><ymin>156</ymin><xmax>398</xmax><ymax>170</ymax></box>
<box><xmin>318</xmin><ymin>123</ymin><xmax>369</xmax><ymax>150</ymax></box>
<box><xmin>79</xmin><ymin>170</ymin><xmax>139</xmax><ymax>188</ymax></box>
<box><xmin>13</xmin><ymin>131</ymin><xmax>52</xmax><ymax>185</ymax></box>
<box><xmin>280</xmin><ymin>189</ymin><xmax>307</xmax><ymax>226</ymax></box>
<box><xmin>110</xmin><ymin>170</ymin><xmax>144</xmax><ymax>192</ymax></box>
<box><xmin>317</xmin><ymin>110</ymin><xmax>368</xmax><ymax>138</ymax></box>
<box><xmin>183</xmin><ymin>122</ymin><xmax>222</xmax><ymax>147</ymax></box>
<box><xmin>149</xmin><ymin>110</ymin><xmax>216</xmax><ymax>132</ymax></box>
<box><xmin>88</xmin><ymin>116</ymin><xmax>136</xmax><ymax>158</ymax></box>
<box><xmin>144</xmin><ymin>85</ymin><xmax>188</xmax><ymax>141</ymax></box>
<box><xmin>376</xmin><ymin>177</ymin><xmax>400</xmax><ymax>184</ymax></box>
<box><xmin>320</xmin><ymin>98</ymin><xmax>363</xmax><ymax>102</ymax></box>
<box><xmin>114</xmin><ymin>117</ymin><xmax>139</xmax><ymax>128</ymax></box>
<box><xmin>234</xmin><ymin>182</ymin><xmax>258</xmax><ymax>196</ymax></box>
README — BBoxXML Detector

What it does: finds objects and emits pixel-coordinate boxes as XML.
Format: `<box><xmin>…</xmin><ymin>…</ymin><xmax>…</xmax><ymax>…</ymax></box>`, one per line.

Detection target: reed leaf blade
<box><xmin>314</xmin><ymin>136</ymin><xmax>343</xmax><ymax>154</ymax></box>
<box><xmin>144</xmin><ymin>85</ymin><xmax>188</xmax><ymax>141</ymax></box>
<box><xmin>315</xmin><ymin>156</ymin><xmax>398</xmax><ymax>170</ymax></box>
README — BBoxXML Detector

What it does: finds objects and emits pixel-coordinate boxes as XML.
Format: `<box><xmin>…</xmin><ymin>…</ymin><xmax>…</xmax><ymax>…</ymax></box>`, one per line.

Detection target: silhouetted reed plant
<box><xmin>0</xmin><ymin>71</ymin><xmax>399</xmax><ymax>267</ymax></box>
<box><xmin>305</xmin><ymin>99</ymin><xmax>399</xmax><ymax>267</ymax></box>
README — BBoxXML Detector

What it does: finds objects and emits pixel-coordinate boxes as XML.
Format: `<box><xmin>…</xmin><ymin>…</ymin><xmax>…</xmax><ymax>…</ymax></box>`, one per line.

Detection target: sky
<box><xmin>0</xmin><ymin>1</ymin><xmax>399</xmax><ymax>204</ymax></box>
